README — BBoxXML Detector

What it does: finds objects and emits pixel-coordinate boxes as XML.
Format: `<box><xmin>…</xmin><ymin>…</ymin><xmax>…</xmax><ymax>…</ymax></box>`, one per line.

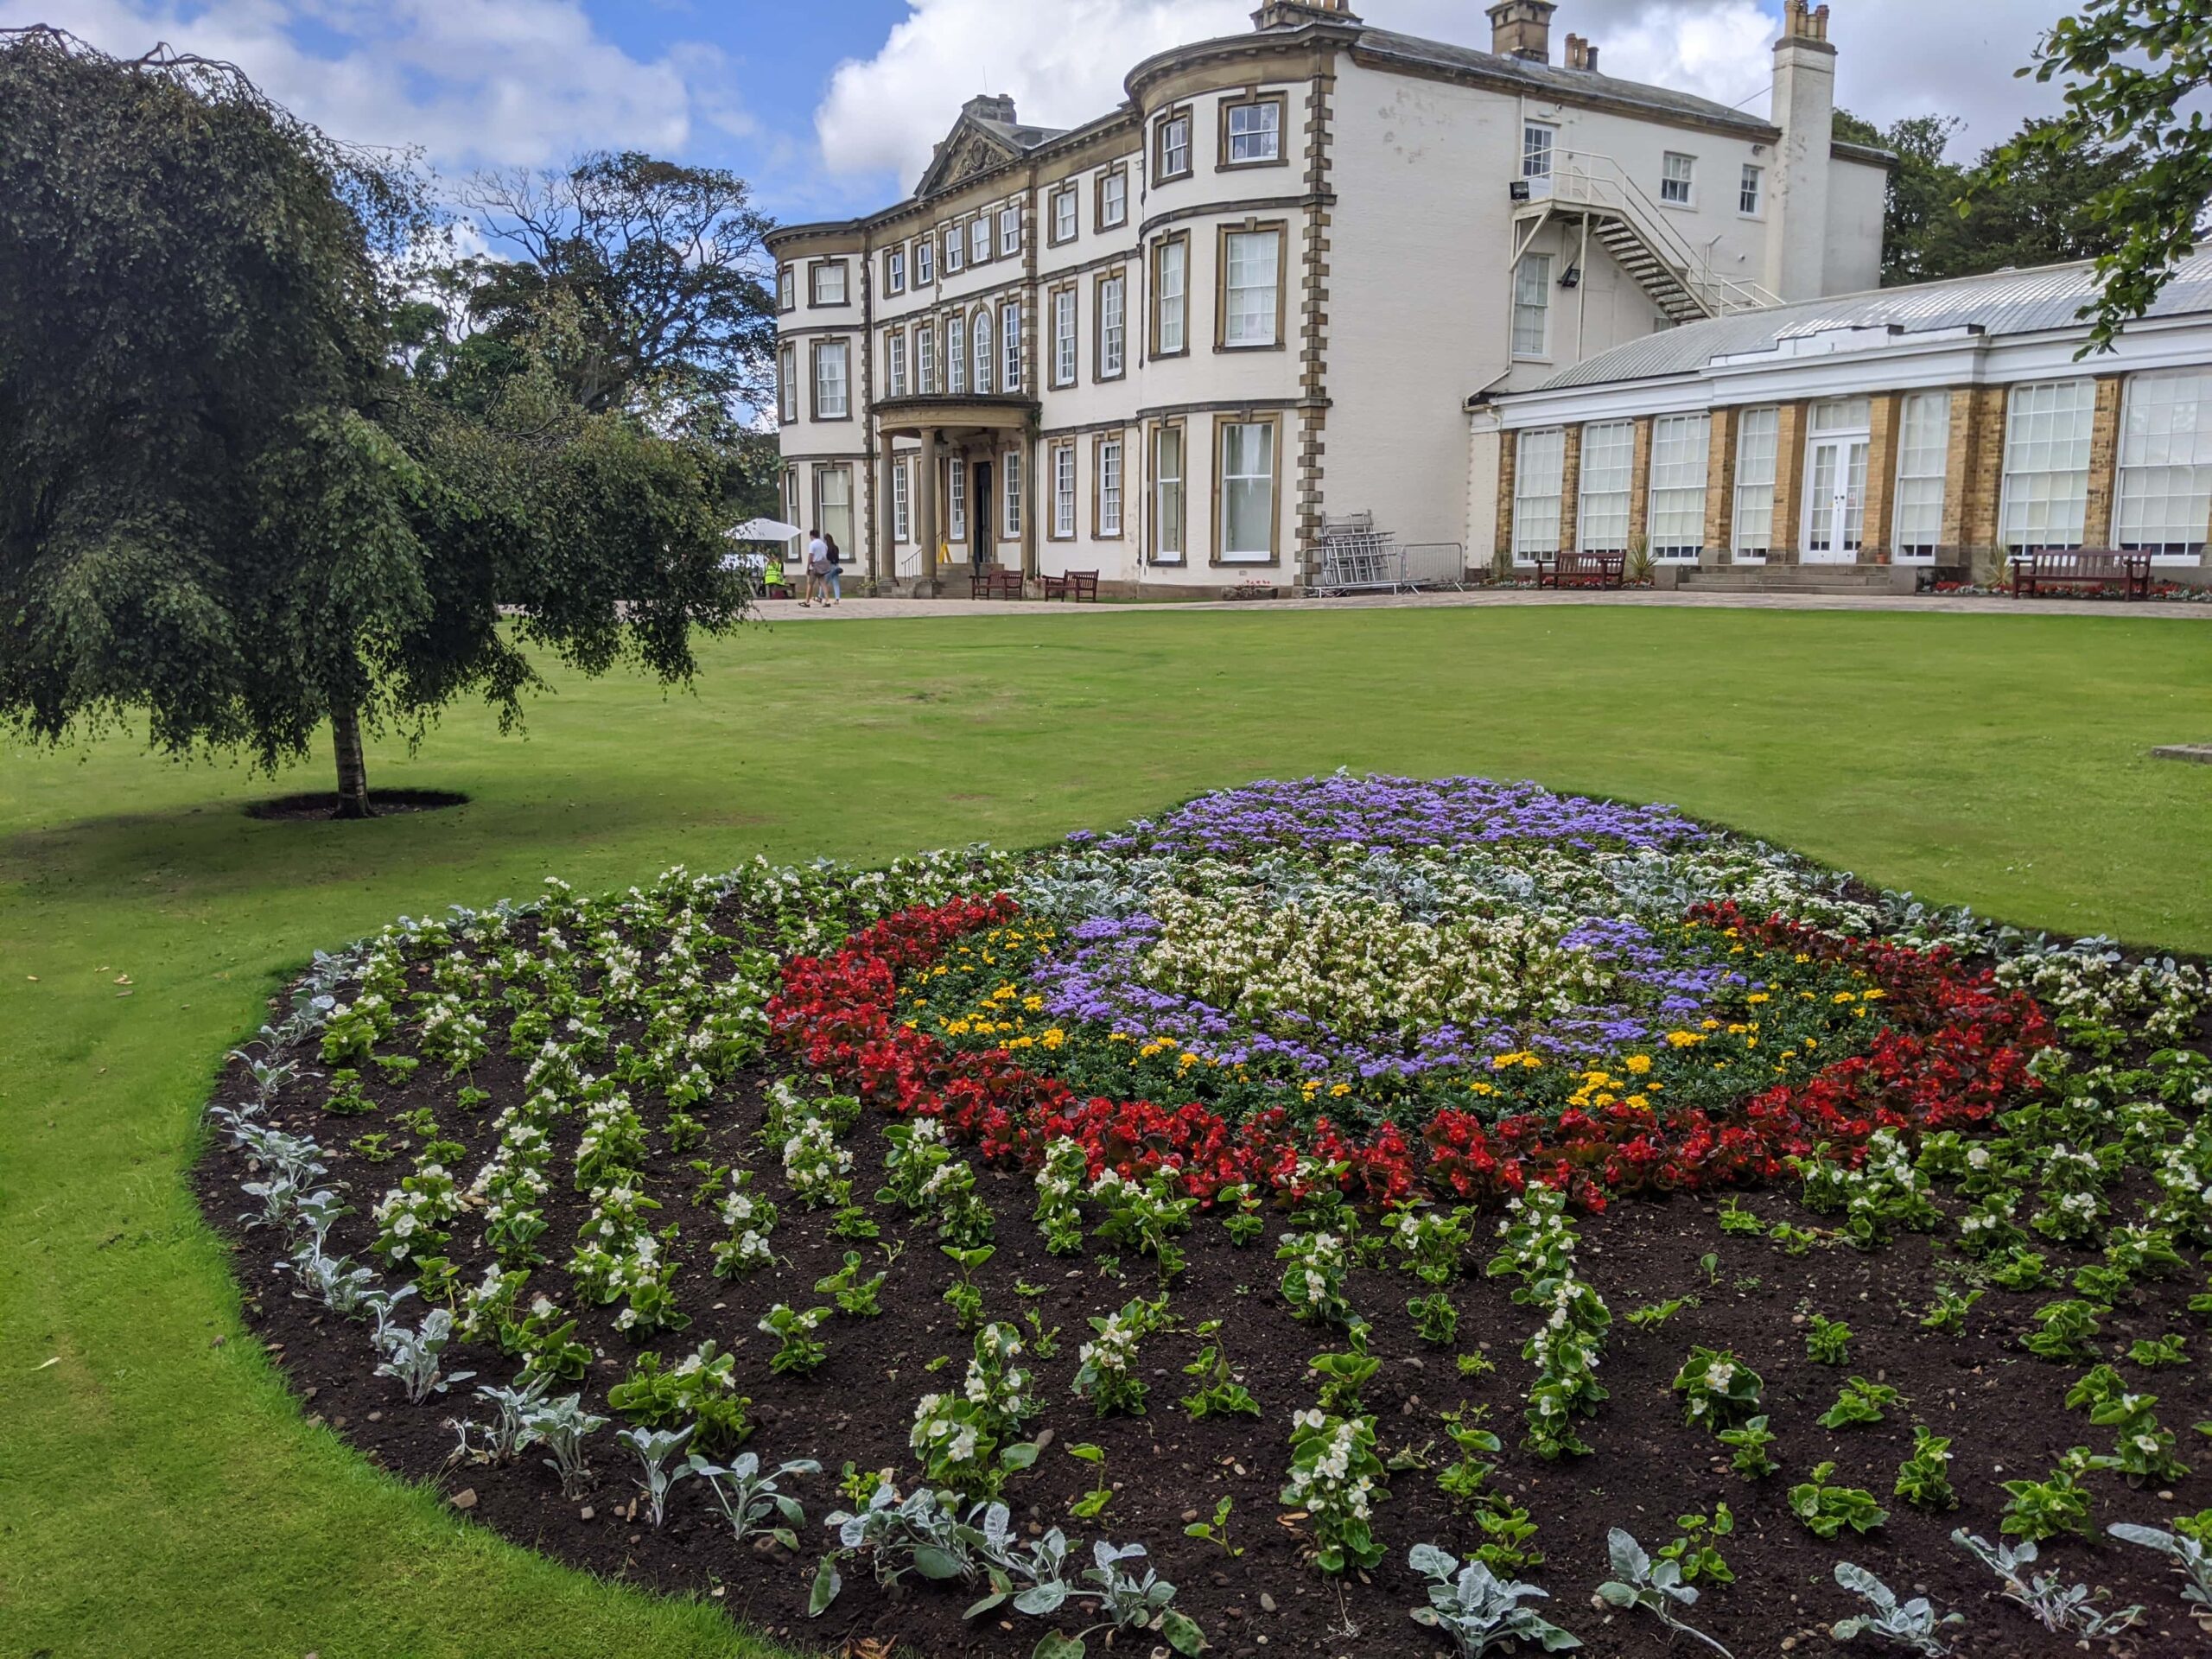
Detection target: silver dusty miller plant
<box><xmin>1830</xmin><ymin>1560</ymin><xmax>1964</xmax><ymax>1656</ymax></box>
<box><xmin>1952</xmin><ymin>1530</ymin><xmax>2144</xmax><ymax>1639</ymax></box>
<box><xmin>1596</xmin><ymin>1529</ymin><xmax>1732</xmax><ymax>1658</ymax></box>
<box><xmin>1406</xmin><ymin>1542</ymin><xmax>1580</xmax><ymax>1655</ymax></box>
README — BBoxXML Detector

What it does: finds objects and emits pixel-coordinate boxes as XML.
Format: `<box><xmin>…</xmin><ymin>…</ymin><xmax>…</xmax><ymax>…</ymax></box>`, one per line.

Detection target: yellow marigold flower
<box><xmin>1861</xmin><ymin>988</ymin><xmax>1885</xmax><ymax>1001</ymax></box>
<box><xmin>1042</xmin><ymin>1029</ymin><xmax>1065</xmax><ymax>1049</ymax></box>
<box><xmin>1746</xmin><ymin>992</ymin><xmax>1770</xmax><ymax>1005</ymax></box>
<box><xmin>1625</xmin><ymin>1094</ymin><xmax>1648</xmax><ymax>1109</ymax></box>
<box><xmin>1329</xmin><ymin>1083</ymin><xmax>1352</xmax><ymax>1098</ymax></box>
<box><xmin>1624</xmin><ymin>1054</ymin><xmax>1652</xmax><ymax>1075</ymax></box>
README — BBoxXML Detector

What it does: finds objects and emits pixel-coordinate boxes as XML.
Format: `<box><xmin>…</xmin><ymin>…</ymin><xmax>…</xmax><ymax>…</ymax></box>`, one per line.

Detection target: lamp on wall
<box><xmin>1509</xmin><ymin>180</ymin><xmax>1532</xmax><ymax>201</ymax></box>
<box><xmin>1560</xmin><ymin>264</ymin><xmax>1582</xmax><ymax>289</ymax></box>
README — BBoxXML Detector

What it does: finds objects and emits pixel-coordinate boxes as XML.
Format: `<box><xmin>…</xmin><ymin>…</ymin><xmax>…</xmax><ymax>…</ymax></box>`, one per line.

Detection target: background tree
<box><xmin>0</xmin><ymin>28</ymin><xmax>747</xmax><ymax>818</ymax></box>
<box><xmin>1837</xmin><ymin>105</ymin><xmax>2148</xmax><ymax>290</ymax></box>
<box><xmin>1978</xmin><ymin>0</ymin><xmax>2212</xmax><ymax>348</ymax></box>
<box><xmin>457</xmin><ymin>152</ymin><xmax>778</xmax><ymax>429</ymax></box>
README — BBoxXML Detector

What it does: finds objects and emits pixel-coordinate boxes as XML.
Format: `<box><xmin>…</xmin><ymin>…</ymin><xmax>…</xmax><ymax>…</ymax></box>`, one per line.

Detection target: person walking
<box><xmin>822</xmin><ymin>531</ymin><xmax>843</xmax><ymax>606</ymax></box>
<box><xmin>804</xmin><ymin>527</ymin><xmax>830</xmax><ymax>607</ymax></box>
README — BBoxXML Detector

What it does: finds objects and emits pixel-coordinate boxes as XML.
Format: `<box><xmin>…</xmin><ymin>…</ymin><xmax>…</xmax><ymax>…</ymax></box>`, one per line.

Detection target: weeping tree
<box><xmin>0</xmin><ymin>28</ymin><xmax>747</xmax><ymax>817</ymax></box>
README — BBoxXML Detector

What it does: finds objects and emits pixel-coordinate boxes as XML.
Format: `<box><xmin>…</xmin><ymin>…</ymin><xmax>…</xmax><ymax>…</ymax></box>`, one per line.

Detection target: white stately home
<box><xmin>769</xmin><ymin>0</ymin><xmax>1891</xmax><ymax>594</ymax></box>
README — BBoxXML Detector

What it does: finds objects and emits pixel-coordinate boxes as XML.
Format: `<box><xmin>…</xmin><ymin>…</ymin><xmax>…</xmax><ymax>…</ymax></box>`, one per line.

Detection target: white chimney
<box><xmin>1764</xmin><ymin>2</ymin><xmax>1836</xmax><ymax>302</ymax></box>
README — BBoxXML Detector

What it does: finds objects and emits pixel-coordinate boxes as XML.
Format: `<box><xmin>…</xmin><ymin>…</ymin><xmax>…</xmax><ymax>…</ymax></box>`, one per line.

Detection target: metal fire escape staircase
<box><xmin>1512</xmin><ymin>152</ymin><xmax>1780</xmax><ymax>323</ymax></box>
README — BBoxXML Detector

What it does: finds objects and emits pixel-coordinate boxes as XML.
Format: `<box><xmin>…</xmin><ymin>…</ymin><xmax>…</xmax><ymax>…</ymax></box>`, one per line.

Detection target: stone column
<box><xmin>1771</xmin><ymin>400</ymin><xmax>1810</xmax><ymax>564</ymax></box>
<box><xmin>915</xmin><ymin>428</ymin><xmax>941</xmax><ymax>597</ymax></box>
<box><xmin>1862</xmin><ymin>391</ymin><xmax>1903</xmax><ymax>563</ymax></box>
<box><xmin>1704</xmin><ymin>408</ymin><xmax>1738</xmax><ymax>566</ymax></box>
<box><xmin>2085</xmin><ymin>374</ymin><xmax>2126</xmax><ymax>547</ymax></box>
<box><xmin>876</xmin><ymin>437</ymin><xmax>899</xmax><ymax>593</ymax></box>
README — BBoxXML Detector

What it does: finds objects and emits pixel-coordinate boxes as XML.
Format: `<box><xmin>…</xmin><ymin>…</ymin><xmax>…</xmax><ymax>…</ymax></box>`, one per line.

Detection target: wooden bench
<box><xmin>1042</xmin><ymin>569</ymin><xmax>1100</xmax><ymax>602</ymax></box>
<box><xmin>968</xmin><ymin>567</ymin><xmax>1025</xmax><ymax>600</ymax></box>
<box><xmin>2009</xmin><ymin>549</ymin><xmax>2152</xmax><ymax>601</ymax></box>
<box><xmin>1534</xmin><ymin>551</ymin><xmax>1627</xmax><ymax>590</ymax></box>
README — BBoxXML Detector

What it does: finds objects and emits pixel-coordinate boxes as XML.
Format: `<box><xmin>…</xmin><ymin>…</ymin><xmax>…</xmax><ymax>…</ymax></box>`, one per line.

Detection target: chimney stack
<box><xmin>1562</xmin><ymin>32</ymin><xmax>1599</xmax><ymax>72</ymax></box>
<box><xmin>1250</xmin><ymin>0</ymin><xmax>1362</xmax><ymax>29</ymax></box>
<box><xmin>1485</xmin><ymin>1</ymin><xmax>1556</xmax><ymax>63</ymax></box>
<box><xmin>1764</xmin><ymin>0</ymin><xmax>1840</xmax><ymax>300</ymax></box>
<box><xmin>962</xmin><ymin>92</ymin><xmax>1019</xmax><ymax>125</ymax></box>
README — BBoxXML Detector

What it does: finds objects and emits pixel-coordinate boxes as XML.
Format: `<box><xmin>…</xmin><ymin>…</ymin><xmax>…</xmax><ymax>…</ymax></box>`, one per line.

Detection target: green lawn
<box><xmin>3</xmin><ymin>603</ymin><xmax>2209</xmax><ymax>1659</ymax></box>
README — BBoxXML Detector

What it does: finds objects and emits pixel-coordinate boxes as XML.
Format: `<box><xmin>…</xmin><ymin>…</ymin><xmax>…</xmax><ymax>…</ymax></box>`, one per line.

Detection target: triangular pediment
<box><xmin>914</xmin><ymin>118</ymin><xmax>1023</xmax><ymax>200</ymax></box>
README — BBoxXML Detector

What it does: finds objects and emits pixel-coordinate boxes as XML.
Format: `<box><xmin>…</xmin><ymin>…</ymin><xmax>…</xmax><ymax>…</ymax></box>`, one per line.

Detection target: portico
<box><xmin>874</xmin><ymin>395</ymin><xmax>1038</xmax><ymax>593</ymax></box>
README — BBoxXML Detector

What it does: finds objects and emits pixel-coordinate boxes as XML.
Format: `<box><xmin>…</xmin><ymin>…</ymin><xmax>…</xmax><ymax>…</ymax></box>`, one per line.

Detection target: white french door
<box><xmin>1802</xmin><ymin>435</ymin><xmax>1869</xmax><ymax>563</ymax></box>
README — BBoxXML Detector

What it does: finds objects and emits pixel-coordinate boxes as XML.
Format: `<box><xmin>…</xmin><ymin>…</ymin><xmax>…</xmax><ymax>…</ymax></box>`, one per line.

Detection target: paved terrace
<box><xmin>756</xmin><ymin>588</ymin><xmax>2212</xmax><ymax>622</ymax></box>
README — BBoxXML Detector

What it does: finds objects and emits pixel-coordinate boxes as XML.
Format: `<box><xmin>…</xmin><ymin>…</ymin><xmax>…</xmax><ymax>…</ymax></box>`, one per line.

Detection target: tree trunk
<box><xmin>331</xmin><ymin>703</ymin><xmax>374</xmax><ymax>819</ymax></box>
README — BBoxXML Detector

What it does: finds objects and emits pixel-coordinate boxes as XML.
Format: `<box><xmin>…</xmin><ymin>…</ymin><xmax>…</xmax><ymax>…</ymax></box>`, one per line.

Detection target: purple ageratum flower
<box><xmin>1113</xmin><ymin>774</ymin><xmax>1706</xmax><ymax>861</ymax></box>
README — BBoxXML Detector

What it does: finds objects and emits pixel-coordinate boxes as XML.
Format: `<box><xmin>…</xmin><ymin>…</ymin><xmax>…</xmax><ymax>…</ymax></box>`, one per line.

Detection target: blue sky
<box><xmin>3</xmin><ymin>1</ymin><xmax>2065</xmax><ymax>226</ymax></box>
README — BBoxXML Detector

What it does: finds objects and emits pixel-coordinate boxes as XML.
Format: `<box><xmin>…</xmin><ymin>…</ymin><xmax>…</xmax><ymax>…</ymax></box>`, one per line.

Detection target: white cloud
<box><xmin>815</xmin><ymin>0</ymin><xmax>2070</xmax><ymax>189</ymax></box>
<box><xmin>0</xmin><ymin>0</ymin><xmax>741</xmax><ymax>168</ymax></box>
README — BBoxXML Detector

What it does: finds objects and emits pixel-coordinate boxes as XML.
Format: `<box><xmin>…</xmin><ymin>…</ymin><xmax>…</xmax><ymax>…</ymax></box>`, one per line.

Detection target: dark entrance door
<box><xmin>971</xmin><ymin>461</ymin><xmax>992</xmax><ymax>568</ymax></box>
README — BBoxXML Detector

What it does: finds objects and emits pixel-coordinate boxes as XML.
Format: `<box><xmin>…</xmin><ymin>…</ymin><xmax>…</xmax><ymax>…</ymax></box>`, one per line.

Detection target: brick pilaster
<box><xmin>1771</xmin><ymin>400</ymin><xmax>1810</xmax><ymax>563</ymax></box>
<box><xmin>1704</xmin><ymin>408</ymin><xmax>1738</xmax><ymax>565</ymax></box>
<box><xmin>2084</xmin><ymin>374</ymin><xmax>2125</xmax><ymax>548</ymax></box>
<box><xmin>1948</xmin><ymin>385</ymin><xmax>2008</xmax><ymax>567</ymax></box>
<box><xmin>1862</xmin><ymin>391</ymin><xmax>1902</xmax><ymax>563</ymax></box>
<box><xmin>1494</xmin><ymin>430</ymin><xmax>1519</xmax><ymax>568</ymax></box>
<box><xmin>1626</xmin><ymin>416</ymin><xmax>1655</xmax><ymax>560</ymax></box>
<box><xmin>1558</xmin><ymin>423</ymin><xmax>1583</xmax><ymax>552</ymax></box>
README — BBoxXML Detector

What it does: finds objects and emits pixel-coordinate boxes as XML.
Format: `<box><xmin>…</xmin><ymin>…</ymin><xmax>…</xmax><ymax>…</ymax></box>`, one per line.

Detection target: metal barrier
<box><xmin>1313</xmin><ymin>536</ymin><xmax>1404</xmax><ymax>594</ymax></box>
<box><xmin>1401</xmin><ymin>543</ymin><xmax>1469</xmax><ymax>591</ymax></box>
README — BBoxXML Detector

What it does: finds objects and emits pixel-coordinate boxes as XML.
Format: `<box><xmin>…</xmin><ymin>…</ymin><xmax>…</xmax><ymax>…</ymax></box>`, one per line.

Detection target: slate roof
<box><xmin>1351</xmin><ymin>26</ymin><xmax>1777</xmax><ymax>138</ymax></box>
<box><xmin>1535</xmin><ymin>253</ymin><xmax>2212</xmax><ymax>391</ymax></box>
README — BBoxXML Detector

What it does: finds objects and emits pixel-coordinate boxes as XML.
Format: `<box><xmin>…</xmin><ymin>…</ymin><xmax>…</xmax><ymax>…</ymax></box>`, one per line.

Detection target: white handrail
<box><xmin>1524</xmin><ymin>150</ymin><xmax>1780</xmax><ymax>315</ymax></box>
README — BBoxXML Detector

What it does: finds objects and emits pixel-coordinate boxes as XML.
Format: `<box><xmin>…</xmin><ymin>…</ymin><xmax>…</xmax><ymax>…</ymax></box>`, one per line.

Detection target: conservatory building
<box><xmin>767</xmin><ymin>0</ymin><xmax>1891</xmax><ymax>594</ymax></box>
<box><xmin>1471</xmin><ymin>252</ymin><xmax>2212</xmax><ymax>588</ymax></box>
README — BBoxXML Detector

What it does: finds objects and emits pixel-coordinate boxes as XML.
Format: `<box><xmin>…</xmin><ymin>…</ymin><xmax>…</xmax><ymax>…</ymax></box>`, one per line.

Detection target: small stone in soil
<box><xmin>1259</xmin><ymin>1593</ymin><xmax>1277</xmax><ymax>1613</ymax></box>
<box><xmin>449</xmin><ymin>1488</ymin><xmax>478</xmax><ymax>1510</ymax></box>
<box><xmin>580</xmin><ymin>1506</ymin><xmax>594</xmax><ymax>1521</ymax></box>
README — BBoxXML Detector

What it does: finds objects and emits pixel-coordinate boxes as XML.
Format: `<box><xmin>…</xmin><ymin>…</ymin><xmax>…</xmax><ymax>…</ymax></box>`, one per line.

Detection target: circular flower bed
<box><xmin>199</xmin><ymin>775</ymin><xmax>2212</xmax><ymax>1659</ymax></box>
<box><xmin>780</xmin><ymin>775</ymin><xmax>2050</xmax><ymax>1210</ymax></box>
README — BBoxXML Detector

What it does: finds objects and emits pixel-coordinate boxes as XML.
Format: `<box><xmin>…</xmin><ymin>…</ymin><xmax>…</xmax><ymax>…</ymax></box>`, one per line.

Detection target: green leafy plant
<box><xmin>758</xmin><ymin>1304</ymin><xmax>830</xmax><ymax>1376</ymax></box>
<box><xmin>1893</xmin><ymin>1426</ymin><xmax>1958</xmax><ymax>1512</ymax></box>
<box><xmin>2129</xmin><ymin>1332</ymin><xmax>2189</xmax><ymax>1367</ymax></box>
<box><xmin>1953</xmin><ymin>1529</ymin><xmax>2144</xmax><ymax>1638</ymax></box>
<box><xmin>1999</xmin><ymin>1446</ymin><xmax>2114</xmax><ymax>1541</ymax></box>
<box><xmin>1179</xmin><ymin>1321</ymin><xmax>1260</xmax><ymax>1420</ymax></box>
<box><xmin>1067</xmin><ymin>1442</ymin><xmax>1114</xmax><ymax>1519</ymax></box>
<box><xmin>1819</xmin><ymin>1377</ymin><xmax>1904</xmax><ymax>1431</ymax></box>
<box><xmin>1805</xmin><ymin>1313</ymin><xmax>1853</xmax><ymax>1365</ymax></box>
<box><xmin>2107</xmin><ymin>1520</ymin><xmax>2212</xmax><ymax>1614</ymax></box>
<box><xmin>1789</xmin><ymin>1462</ymin><xmax>1887</xmax><ymax>1539</ymax></box>
<box><xmin>1281</xmin><ymin>1408</ymin><xmax>1388</xmax><ymax>1573</ymax></box>
<box><xmin>940</xmin><ymin>1243</ymin><xmax>995</xmax><ymax>1332</ymax></box>
<box><xmin>1672</xmin><ymin>1347</ymin><xmax>1764</xmax><ymax>1431</ymax></box>
<box><xmin>1717</xmin><ymin>1415</ymin><xmax>1777</xmax><ymax>1480</ymax></box>
<box><xmin>1918</xmin><ymin>1286</ymin><xmax>1982</xmax><ymax>1336</ymax></box>
<box><xmin>2021</xmin><ymin>1298</ymin><xmax>2104</xmax><ymax>1363</ymax></box>
<box><xmin>1716</xmin><ymin>1197</ymin><xmax>1765</xmax><ymax>1236</ymax></box>
<box><xmin>1182</xmin><ymin>1497</ymin><xmax>1242</xmax><ymax>1558</ymax></box>
<box><xmin>1655</xmin><ymin>1504</ymin><xmax>1734</xmax><ymax>1585</ymax></box>
<box><xmin>815</xmin><ymin>1250</ymin><xmax>887</xmax><ymax>1317</ymax></box>
<box><xmin>1408</xmin><ymin>1289</ymin><xmax>1459</xmax><ymax>1346</ymax></box>
<box><xmin>1625</xmin><ymin>1296</ymin><xmax>1694</xmax><ymax>1330</ymax></box>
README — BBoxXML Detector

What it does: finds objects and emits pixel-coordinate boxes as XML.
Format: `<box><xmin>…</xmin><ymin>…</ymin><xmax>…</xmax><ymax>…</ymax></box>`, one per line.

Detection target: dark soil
<box><xmin>243</xmin><ymin>788</ymin><xmax>469</xmax><ymax>821</ymax></box>
<box><xmin>200</xmin><ymin>1050</ymin><xmax>2212</xmax><ymax>1659</ymax></box>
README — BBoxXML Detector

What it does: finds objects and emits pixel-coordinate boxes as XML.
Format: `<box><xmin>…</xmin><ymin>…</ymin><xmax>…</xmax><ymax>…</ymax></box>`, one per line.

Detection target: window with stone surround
<box><xmin>1646</xmin><ymin>414</ymin><xmax>1710</xmax><ymax>560</ymax></box>
<box><xmin>1576</xmin><ymin>420</ymin><xmax>1635</xmax><ymax>552</ymax></box>
<box><xmin>1153</xmin><ymin>422</ymin><xmax>1186</xmax><ymax>563</ymax></box>
<box><xmin>2117</xmin><ymin>370</ymin><xmax>2212</xmax><ymax>559</ymax></box>
<box><xmin>1891</xmin><ymin>391</ymin><xmax>1951</xmax><ymax>559</ymax></box>
<box><xmin>1732</xmin><ymin>406</ymin><xmax>1779</xmax><ymax>557</ymax></box>
<box><xmin>1999</xmin><ymin>378</ymin><xmax>2096</xmax><ymax>549</ymax></box>
<box><xmin>1511</xmin><ymin>428</ymin><xmax>1565</xmax><ymax>560</ymax></box>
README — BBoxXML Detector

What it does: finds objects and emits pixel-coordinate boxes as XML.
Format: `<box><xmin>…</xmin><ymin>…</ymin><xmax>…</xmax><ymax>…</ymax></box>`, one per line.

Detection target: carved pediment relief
<box><xmin>916</xmin><ymin>120</ymin><xmax>1020</xmax><ymax>200</ymax></box>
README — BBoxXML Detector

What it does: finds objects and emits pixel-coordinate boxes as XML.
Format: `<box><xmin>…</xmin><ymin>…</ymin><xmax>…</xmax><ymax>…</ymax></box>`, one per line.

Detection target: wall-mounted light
<box><xmin>1509</xmin><ymin>180</ymin><xmax>1532</xmax><ymax>202</ymax></box>
<box><xmin>1560</xmin><ymin>264</ymin><xmax>1582</xmax><ymax>289</ymax></box>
